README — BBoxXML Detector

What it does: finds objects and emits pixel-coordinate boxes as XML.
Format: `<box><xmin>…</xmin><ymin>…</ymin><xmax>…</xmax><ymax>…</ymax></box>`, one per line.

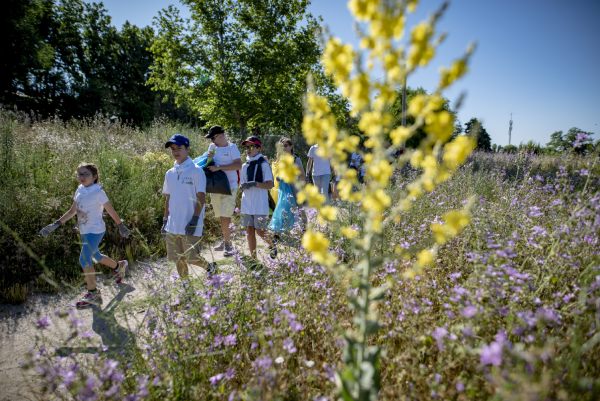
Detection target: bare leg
<box><xmin>99</xmin><ymin>256</ymin><xmax>118</xmax><ymax>269</ymax></box>
<box><xmin>256</xmin><ymin>229</ymin><xmax>273</xmax><ymax>247</ymax></box>
<box><xmin>82</xmin><ymin>266</ymin><xmax>97</xmax><ymax>290</ymax></box>
<box><xmin>246</xmin><ymin>226</ymin><xmax>257</xmax><ymax>257</ymax></box>
<box><xmin>220</xmin><ymin>217</ymin><xmax>232</xmax><ymax>245</ymax></box>
<box><xmin>176</xmin><ymin>258</ymin><xmax>189</xmax><ymax>278</ymax></box>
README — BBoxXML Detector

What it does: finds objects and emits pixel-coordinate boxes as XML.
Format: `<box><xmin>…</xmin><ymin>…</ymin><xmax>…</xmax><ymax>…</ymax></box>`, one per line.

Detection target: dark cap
<box><xmin>241</xmin><ymin>136</ymin><xmax>262</xmax><ymax>147</ymax></box>
<box><xmin>164</xmin><ymin>133</ymin><xmax>190</xmax><ymax>148</ymax></box>
<box><xmin>205</xmin><ymin>125</ymin><xmax>225</xmax><ymax>139</ymax></box>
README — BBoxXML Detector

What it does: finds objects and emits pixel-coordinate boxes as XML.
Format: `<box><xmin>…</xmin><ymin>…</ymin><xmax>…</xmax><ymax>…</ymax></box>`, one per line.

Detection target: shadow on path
<box><xmin>55</xmin><ymin>284</ymin><xmax>136</xmax><ymax>357</ymax></box>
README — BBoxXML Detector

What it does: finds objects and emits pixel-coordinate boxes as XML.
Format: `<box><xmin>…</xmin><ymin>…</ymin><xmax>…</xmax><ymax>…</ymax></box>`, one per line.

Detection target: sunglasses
<box><xmin>76</xmin><ymin>171</ymin><xmax>92</xmax><ymax>177</ymax></box>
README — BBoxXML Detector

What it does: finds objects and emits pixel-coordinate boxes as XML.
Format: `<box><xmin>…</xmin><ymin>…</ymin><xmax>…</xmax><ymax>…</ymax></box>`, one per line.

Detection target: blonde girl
<box><xmin>39</xmin><ymin>163</ymin><xmax>130</xmax><ymax>308</ymax></box>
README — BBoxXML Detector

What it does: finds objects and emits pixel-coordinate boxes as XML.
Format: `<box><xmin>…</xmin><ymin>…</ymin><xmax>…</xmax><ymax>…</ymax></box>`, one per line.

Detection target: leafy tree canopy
<box><xmin>148</xmin><ymin>0</ymin><xmax>328</xmax><ymax>136</ymax></box>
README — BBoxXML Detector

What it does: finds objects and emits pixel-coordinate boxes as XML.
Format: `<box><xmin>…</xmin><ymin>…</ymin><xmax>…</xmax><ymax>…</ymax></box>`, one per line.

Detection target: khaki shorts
<box><xmin>210</xmin><ymin>188</ymin><xmax>238</xmax><ymax>218</ymax></box>
<box><xmin>165</xmin><ymin>233</ymin><xmax>207</xmax><ymax>267</ymax></box>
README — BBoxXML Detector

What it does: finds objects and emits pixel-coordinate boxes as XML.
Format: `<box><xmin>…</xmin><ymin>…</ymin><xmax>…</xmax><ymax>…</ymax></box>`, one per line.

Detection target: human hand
<box><xmin>118</xmin><ymin>223</ymin><xmax>130</xmax><ymax>238</ymax></box>
<box><xmin>207</xmin><ymin>165</ymin><xmax>220</xmax><ymax>172</ymax></box>
<box><xmin>39</xmin><ymin>221</ymin><xmax>61</xmax><ymax>237</ymax></box>
<box><xmin>185</xmin><ymin>215</ymin><xmax>200</xmax><ymax>236</ymax></box>
<box><xmin>241</xmin><ymin>181</ymin><xmax>257</xmax><ymax>191</ymax></box>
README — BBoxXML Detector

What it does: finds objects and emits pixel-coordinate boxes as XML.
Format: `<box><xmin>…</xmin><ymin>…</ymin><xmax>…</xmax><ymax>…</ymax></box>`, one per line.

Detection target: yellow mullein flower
<box><xmin>302</xmin><ymin>230</ymin><xmax>329</xmax><ymax>253</ymax></box>
<box><xmin>408</xmin><ymin>94</ymin><xmax>427</xmax><ymax>116</ymax></box>
<box><xmin>410</xmin><ymin>149</ymin><xmax>424</xmax><ymax>168</ymax></box>
<box><xmin>341</xmin><ymin>226</ymin><xmax>359</xmax><ymax>239</ymax></box>
<box><xmin>318</xmin><ymin>205</ymin><xmax>338</xmax><ymax>223</ymax></box>
<box><xmin>358</xmin><ymin>111</ymin><xmax>391</xmax><ymax>137</ymax></box>
<box><xmin>348</xmin><ymin>73</ymin><xmax>370</xmax><ymax>113</ymax></box>
<box><xmin>390</xmin><ymin>126</ymin><xmax>412</xmax><ymax>145</ymax></box>
<box><xmin>439</xmin><ymin>59</ymin><xmax>467</xmax><ymax>89</ymax></box>
<box><xmin>367</xmin><ymin>159</ymin><xmax>393</xmax><ymax>186</ymax></box>
<box><xmin>442</xmin><ymin>135</ymin><xmax>476</xmax><ymax>170</ymax></box>
<box><xmin>407</xmin><ymin>0</ymin><xmax>418</xmax><ymax>12</ymax></box>
<box><xmin>424</xmin><ymin>110</ymin><xmax>454</xmax><ymax>142</ymax></box>
<box><xmin>410</xmin><ymin>22</ymin><xmax>432</xmax><ymax>44</ymax></box>
<box><xmin>323</xmin><ymin>38</ymin><xmax>355</xmax><ymax>82</ymax></box>
<box><xmin>407</xmin><ymin>181</ymin><xmax>423</xmax><ymax>198</ymax></box>
<box><xmin>277</xmin><ymin>153</ymin><xmax>300</xmax><ymax>184</ymax></box>
<box><xmin>444</xmin><ymin>210</ymin><xmax>470</xmax><ymax>234</ymax></box>
<box><xmin>302</xmin><ymin>230</ymin><xmax>336</xmax><ymax>266</ymax></box>
<box><xmin>362</xmin><ymin>189</ymin><xmax>391</xmax><ymax>213</ymax></box>
<box><xmin>348</xmin><ymin>0</ymin><xmax>380</xmax><ymax>21</ymax></box>
<box><xmin>416</xmin><ymin>249</ymin><xmax>434</xmax><ymax>267</ymax></box>
<box><xmin>297</xmin><ymin>184</ymin><xmax>325</xmax><ymax>208</ymax></box>
<box><xmin>430</xmin><ymin>210</ymin><xmax>470</xmax><ymax>244</ymax></box>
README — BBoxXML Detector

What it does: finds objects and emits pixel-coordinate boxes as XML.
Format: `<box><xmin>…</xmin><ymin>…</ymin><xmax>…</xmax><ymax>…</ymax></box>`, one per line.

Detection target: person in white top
<box><xmin>162</xmin><ymin>133</ymin><xmax>216</xmax><ymax>279</ymax></box>
<box><xmin>239</xmin><ymin>136</ymin><xmax>277</xmax><ymax>259</ymax></box>
<box><xmin>39</xmin><ymin>162</ymin><xmax>131</xmax><ymax>309</ymax></box>
<box><xmin>306</xmin><ymin>144</ymin><xmax>333</xmax><ymax>204</ymax></box>
<box><xmin>204</xmin><ymin>126</ymin><xmax>242</xmax><ymax>257</ymax></box>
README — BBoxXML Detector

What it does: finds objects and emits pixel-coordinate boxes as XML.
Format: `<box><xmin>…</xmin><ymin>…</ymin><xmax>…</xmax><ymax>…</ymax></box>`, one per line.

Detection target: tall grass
<box><xmin>0</xmin><ymin>110</ymin><xmax>219</xmax><ymax>302</ymax></box>
<box><xmin>26</xmin><ymin>151</ymin><xmax>600</xmax><ymax>400</ymax></box>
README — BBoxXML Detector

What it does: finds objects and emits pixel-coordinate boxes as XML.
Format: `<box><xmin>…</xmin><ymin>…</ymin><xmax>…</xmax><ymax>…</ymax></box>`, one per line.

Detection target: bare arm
<box><xmin>57</xmin><ymin>202</ymin><xmax>78</xmax><ymax>224</ymax></box>
<box><xmin>103</xmin><ymin>202</ymin><xmax>123</xmax><ymax>225</ymax></box>
<box><xmin>163</xmin><ymin>195</ymin><xmax>170</xmax><ymax>219</ymax></box>
<box><xmin>306</xmin><ymin>158</ymin><xmax>314</xmax><ymax>178</ymax></box>
<box><xmin>256</xmin><ymin>180</ymin><xmax>274</xmax><ymax>190</ymax></box>
<box><xmin>194</xmin><ymin>192</ymin><xmax>206</xmax><ymax>216</ymax></box>
<box><xmin>207</xmin><ymin>158</ymin><xmax>242</xmax><ymax>172</ymax></box>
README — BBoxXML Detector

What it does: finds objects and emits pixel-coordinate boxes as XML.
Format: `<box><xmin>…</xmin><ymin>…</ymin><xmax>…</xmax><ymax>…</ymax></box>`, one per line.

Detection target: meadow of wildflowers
<box><xmin>6</xmin><ymin>0</ymin><xmax>600</xmax><ymax>399</ymax></box>
<box><xmin>24</xmin><ymin>151</ymin><xmax>599</xmax><ymax>400</ymax></box>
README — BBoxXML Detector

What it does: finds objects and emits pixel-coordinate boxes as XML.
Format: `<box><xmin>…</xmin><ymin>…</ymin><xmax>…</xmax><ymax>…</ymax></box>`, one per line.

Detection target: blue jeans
<box><xmin>79</xmin><ymin>232</ymin><xmax>106</xmax><ymax>268</ymax></box>
<box><xmin>312</xmin><ymin>174</ymin><xmax>331</xmax><ymax>204</ymax></box>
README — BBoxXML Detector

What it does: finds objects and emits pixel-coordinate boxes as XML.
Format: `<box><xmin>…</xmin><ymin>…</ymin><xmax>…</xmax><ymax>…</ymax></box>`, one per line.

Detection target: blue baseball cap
<box><xmin>164</xmin><ymin>133</ymin><xmax>190</xmax><ymax>148</ymax></box>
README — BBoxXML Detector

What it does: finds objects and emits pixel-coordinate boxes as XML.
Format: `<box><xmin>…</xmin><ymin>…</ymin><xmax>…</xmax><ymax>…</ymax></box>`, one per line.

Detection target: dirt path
<box><xmin>0</xmin><ymin>239</ymin><xmax>268</xmax><ymax>401</ymax></box>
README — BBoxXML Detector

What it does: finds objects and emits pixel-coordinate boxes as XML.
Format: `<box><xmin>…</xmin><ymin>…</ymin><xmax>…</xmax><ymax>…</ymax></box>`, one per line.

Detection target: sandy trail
<box><xmin>0</xmin><ymin>238</ymin><xmax>271</xmax><ymax>401</ymax></box>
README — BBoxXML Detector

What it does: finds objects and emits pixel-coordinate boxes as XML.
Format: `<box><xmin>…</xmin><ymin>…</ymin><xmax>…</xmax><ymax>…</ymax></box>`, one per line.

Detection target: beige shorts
<box><xmin>165</xmin><ymin>233</ymin><xmax>207</xmax><ymax>267</ymax></box>
<box><xmin>210</xmin><ymin>188</ymin><xmax>238</xmax><ymax>218</ymax></box>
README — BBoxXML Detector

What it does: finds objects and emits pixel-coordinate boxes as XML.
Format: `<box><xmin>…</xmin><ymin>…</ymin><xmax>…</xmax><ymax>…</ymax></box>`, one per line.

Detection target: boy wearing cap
<box><xmin>162</xmin><ymin>133</ymin><xmax>216</xmax><ymax>278</ymax></box>
<box><xmin>239</xmin><ymin>136</ymin><xmax>277</xmax><ymax>259</ymax></box>
<box><xmin>204</xmin><ymin>126</ymin><xmax>242</xmax><ymax>257</ymax></box>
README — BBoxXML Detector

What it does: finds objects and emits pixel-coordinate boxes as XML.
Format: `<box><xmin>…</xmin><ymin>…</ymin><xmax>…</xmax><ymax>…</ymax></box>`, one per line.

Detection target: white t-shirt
<box><xmin>211</xmin><ymin>142</ymin><xmax>241</xmax><ymax>190</ymax></box>
<box><xmin>162</xmin><ymin>157</ymin><xmax>207</xmax><ymax>236</ymax></box>
<box><xmin>308</xmin><ymin>145</ymin><xmax>331</xmax><ymax>176</ymax></box>
<box><xmin>73</xmin><ymin>184</ymin><xmax>110</xmax><ymax>234</ymax></box>
<box><xmin>240</xmin><ymin>153</ymin><xmax>273</xmax><ymax>215</ymax></box>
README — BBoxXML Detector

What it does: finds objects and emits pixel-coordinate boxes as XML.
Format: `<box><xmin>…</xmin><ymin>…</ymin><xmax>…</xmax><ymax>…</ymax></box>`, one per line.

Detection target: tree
<box><xmin>464</xmin><ymin>118</ymin><xmax>491</xmax><ymax>151</ymax></box>
<box><xmin>546</xmin><ymin>130</ymin><xmax>566</xmax><ymax>153</ymax></box>
<box><xmin>546</xmin><ymin>127</ymin><xmax>594</xmax><ymax>154</ymax></box>
<box><xmin>149</xmin><ymin>0</ymin><xmax>322</xmax><ymax>136</ymax></box>
<box><xmin>389</xmin><ymin>87</ymin><xmax>455</xmax><ymax>148</ymax></box>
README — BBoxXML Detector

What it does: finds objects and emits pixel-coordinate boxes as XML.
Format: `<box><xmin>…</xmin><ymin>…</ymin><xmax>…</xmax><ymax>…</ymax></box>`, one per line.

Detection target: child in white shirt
<box><xmin>239</xmin><ymin>136</ymin><xmax>277</xmax><ymax>259</ymax></box>
<box><xmin>162</xmin><ymin>133</ymin><xmax>216</xmax><ymax>279</ymax></box>
<box><xmin>39</xmin><ymin>162</ymin><xmax>130</xmax><ymax>308</ymax></box>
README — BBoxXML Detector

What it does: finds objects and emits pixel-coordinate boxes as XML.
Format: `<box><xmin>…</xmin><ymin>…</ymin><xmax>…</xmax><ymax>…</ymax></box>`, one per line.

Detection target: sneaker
<box><xmin>213</xmin><ymin>241</ymin><xmax>225</xmax><ymax>251</ymax></box>
<box><xmin>112</xmin><ymin>260</ymin><xmax>128</xmax><ymax>284</ymax></box>
<box><xmin>223</xmin><ymin>243</ymin><xmax>235</xmax><ymax>257</ymax></box>
<box><xmin>76</xmin><ymin>290</ymin><xmax>102</xmax><ymax>309</ymax></box>
<box><xmin>207</xmin><ymin>262</ymin><xmax>218</xmax><ymax>277</ymax></box>
<box><xmin>269</xmin><ymin>245</ymin><xmax>278</xmax><ymax>260</ymax></box>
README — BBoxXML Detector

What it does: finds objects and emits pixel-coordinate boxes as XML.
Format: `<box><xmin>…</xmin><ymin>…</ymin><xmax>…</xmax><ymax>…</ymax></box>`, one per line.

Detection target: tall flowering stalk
<box><xmin>277</xmin><ymin>1</ymin><xmax>477</xmax><ymax>399</ymax></box>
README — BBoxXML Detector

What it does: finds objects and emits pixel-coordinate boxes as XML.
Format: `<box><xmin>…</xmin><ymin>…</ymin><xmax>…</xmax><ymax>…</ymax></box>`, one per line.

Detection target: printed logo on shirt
<box><xmin>181</xmin><ymin>176</ymin><xmax>194</xmax><ymax>185</ymax></box>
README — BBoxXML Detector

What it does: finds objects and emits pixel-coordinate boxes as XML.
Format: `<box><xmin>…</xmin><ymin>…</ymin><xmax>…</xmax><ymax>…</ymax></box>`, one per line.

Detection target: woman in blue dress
<box><xmin>269</xmin><ymin>137</ymin><xmax>306</xmax><ymax>235</ymax></box>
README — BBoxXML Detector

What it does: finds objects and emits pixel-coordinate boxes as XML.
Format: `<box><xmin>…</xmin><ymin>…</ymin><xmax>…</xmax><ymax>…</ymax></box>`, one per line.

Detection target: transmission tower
<box><xmin>508</xmin><ymin>113</ymin><xmax>513</xmax><ymax>145</ymax></box>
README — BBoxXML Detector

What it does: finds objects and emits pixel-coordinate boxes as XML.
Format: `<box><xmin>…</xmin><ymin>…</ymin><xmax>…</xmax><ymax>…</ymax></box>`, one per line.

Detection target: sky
<box><xmin>91</xmin><ymin>0</ymin><xmax>600</xmax><ymax>146</ymax></box>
